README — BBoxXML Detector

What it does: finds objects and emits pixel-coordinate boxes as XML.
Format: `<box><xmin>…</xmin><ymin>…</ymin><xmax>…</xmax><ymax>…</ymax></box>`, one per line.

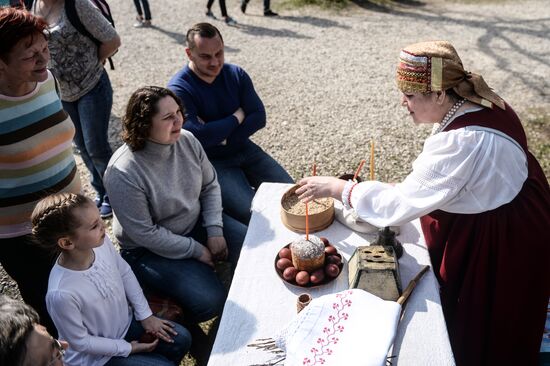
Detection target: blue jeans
<box><xmin>121</xmin><ymin>214</ymin><xmax>246</xmax><ymax>323</ymax></box>
<box><xmin>104</xmin><ymin>316</ymin><xmax>191</xmax><ymax>366</ymax></box>
<box><xmin>211</xmin><ymin>141</ymin><xmax>293</xmax><ymax>224</ymax></box>
<box><xmin>62</xmin><ymin>70</ymin><xmax>113</xmax><ymax>197</ymax></box>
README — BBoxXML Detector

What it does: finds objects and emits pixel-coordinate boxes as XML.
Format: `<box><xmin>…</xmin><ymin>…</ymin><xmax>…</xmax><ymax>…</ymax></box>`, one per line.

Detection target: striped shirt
<box><xmin>0</xmin><ymin>71</ymin><xmax>81</xmax><ymax>238</ymax></box>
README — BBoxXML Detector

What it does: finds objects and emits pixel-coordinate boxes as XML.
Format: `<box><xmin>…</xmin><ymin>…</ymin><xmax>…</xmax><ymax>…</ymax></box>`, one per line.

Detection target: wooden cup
<box><xmin>297</xmin><ymin>293</ymin><xmax>312</xmax><ymax>313</ymax></box>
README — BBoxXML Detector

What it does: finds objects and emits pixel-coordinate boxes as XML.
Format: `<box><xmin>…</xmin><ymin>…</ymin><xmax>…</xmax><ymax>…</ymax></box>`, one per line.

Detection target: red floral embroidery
<box><xmin>303</xmin><ymin>290</ymin><xmax>353</xmax><ymax>365</ymax></box>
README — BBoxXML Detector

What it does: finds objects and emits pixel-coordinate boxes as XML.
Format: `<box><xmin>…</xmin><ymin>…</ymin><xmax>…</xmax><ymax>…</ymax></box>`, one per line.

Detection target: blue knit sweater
<box><xmin>168</xmin><ymin>64</ymin><xmax>266</xmax><ymax>158</ymax></box>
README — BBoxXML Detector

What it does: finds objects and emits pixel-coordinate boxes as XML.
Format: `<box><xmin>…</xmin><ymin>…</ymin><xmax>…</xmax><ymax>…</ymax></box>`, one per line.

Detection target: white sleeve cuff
<box><xmin>341</xmin><ymin>180</ymin><xmax>357</xmax><ymax>210</ymax></box>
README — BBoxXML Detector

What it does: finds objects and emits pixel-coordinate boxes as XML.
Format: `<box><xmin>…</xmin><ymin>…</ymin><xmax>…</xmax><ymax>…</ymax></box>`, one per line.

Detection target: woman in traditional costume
<box><xmin>296</xmin><ymin>40</ymin><xmax>550</xmax><ymax>366</ymax></box>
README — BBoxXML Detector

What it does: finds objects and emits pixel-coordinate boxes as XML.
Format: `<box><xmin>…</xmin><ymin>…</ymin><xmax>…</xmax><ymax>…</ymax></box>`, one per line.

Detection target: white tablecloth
<box><xmin>208</xmin><ymin>183</ymin><xmax>455</xmax><ymax>366</ymax></box>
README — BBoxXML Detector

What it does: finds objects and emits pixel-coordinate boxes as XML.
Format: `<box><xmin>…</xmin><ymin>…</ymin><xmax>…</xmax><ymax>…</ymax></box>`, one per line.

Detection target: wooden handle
<box><xmin>397</xmin><ymin>265</ymin><xmax>430</xmax><ymax>306</ymax></box>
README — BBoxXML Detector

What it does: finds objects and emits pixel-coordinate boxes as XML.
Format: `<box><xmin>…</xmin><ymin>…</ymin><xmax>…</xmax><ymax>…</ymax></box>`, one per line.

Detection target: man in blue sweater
<box><xmin>168</xmin><ymin>23</ymin><xmax>293</xmax><ymax>225</ymax></box>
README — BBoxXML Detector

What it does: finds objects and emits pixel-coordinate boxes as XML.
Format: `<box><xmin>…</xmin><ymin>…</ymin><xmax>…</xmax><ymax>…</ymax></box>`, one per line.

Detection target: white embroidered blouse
<box><xmin>46</xmin><ymin>235</ymin><xmax>152</xmax><ymax>366</ymax></box>
<box><xmin>342</xmin><ymin>109</ymin><xmax>528</xmax><ymax>227</ymax></box>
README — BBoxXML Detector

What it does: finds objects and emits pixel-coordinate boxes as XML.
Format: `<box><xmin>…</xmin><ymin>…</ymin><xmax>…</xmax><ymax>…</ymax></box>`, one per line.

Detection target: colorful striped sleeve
<box><xmin>0</xmin><ymin>71</ymin><xmax>81</xmax><ymax>238</ymax></box>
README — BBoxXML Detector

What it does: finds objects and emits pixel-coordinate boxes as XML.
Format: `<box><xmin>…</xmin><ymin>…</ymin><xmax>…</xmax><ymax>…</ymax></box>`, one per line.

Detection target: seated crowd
<box><xmin>1</xmin><ymin>4</ymin><xmax>549</xmax><ymax>366</ymax></box>
<box><xmin>0</xmin><ymin>6</ymin><xmax>291</xmax><ymax>366</ymax></box>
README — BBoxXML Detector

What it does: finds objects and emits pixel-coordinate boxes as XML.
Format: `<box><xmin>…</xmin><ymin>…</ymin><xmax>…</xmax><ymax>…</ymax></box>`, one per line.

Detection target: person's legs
<box><xmin>221</xmin><ymin>213</ymin><xmax>246</xmax><ymax>268</ymax></box>
<box><xmin>113</xmin><ymin>316</ymin><xmax>191</xmax><ymax>365</ymax></box>
<box><xmin>105</xmin><ymin>353</ymin><xmax>174</xmax><ymax>366</ymax></box>
<box><xmin>218</xmin><ymin>0</ymin><xmax>228</xmax><ymax>17</ymax></box>
<box><xmin>263</xmin><ymin>0</ymin><xmax>270</xmax><ymax>12</ymax></box>
<box><xmin>62</xmin><ymin>99</ymin><xmax>101</xmax><ymax>197</ymax></box>
<box><xmin>211</xmin><ymin>158</ymin><xmax>256</xmax><ymax>225</ymax></box>
<box><xmin>133</xmin><ymin>0</ymin><xmax>143</xmax><ymax>16</ymax></box>
<box><xmin>0</xmin><ymin>235</ymin><xmax>57</xmax><ymax>337</ymax></box>
<box><xmin>141</xmin><ymin>0</ymin><xmax>152</xmax><ymax>20</ymax></box>
<box><xmin>73</xmin><ymin>70</ymin><xmax>113</xmax><ymax>198</ymax></box>
<box><xmin>240</xmin><ymin>0</ymin><xmax>249</xmax><ymax>13</ymax></box>
<box><xmin>122</xmin><ymin>249</ymin><xmax>226</xmax><ymax>323</ymax></box>
<box><xmin>241</xmin><ymin>141</ymin><xmax>293</xmax><ymax>189</ymax></box>
<box><xmin>206</xmin><ymin>0</ymin><xmax>214</xmax><ymax>10</ymax></box>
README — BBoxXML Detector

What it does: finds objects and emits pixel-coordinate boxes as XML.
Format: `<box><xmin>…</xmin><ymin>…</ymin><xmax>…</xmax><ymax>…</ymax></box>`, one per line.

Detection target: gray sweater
<box><xmin>104</xmin><ymin>130</ymin><xmax>223</xmax><ymax>259</ymax></box>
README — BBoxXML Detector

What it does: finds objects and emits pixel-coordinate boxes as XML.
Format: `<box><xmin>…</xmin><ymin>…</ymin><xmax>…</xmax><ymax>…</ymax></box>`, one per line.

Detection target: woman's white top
<box><xmin>342</xmin><ymin>109</ymin><xmax>528</xmax><ymax>227</ymax></box>
<box><xmin>46</xmin><ymin>235</ymin><xmax>152</xmax><ymax>366</ymax></box>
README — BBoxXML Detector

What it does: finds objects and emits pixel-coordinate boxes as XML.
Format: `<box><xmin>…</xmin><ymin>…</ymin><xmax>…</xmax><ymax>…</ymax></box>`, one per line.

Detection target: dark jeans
<box><xmin>242</xmin><ymin>0</ymin><xmax>271</xmax><ymax>12</ymax></box>
<box><xmin>206</xmin><ymin>0</ymin><xmax>228</xmax><ymax>17</ymax></box>
<box><xmin>104</xmin><ymin>316</ymin><xmax>191</xmax><ymax>366</ymax></box>
<box><xmin>121</xmin><ymin>214</ymin><xmax>246</xmax><ymax>323</ymax></box>
<box><xmin>133</xmin><ymin>0</ymin><xmax>152</xmax><ymax>20</ymax></box>
<box><xmin>0</xmin><ymin>235</ymin><xmax>57</xmax><ymax>337</ymax></box>
<box><xmin>211</xmin><ymin>141</ymin><xmax>293</xmax><ymax>225</ymax></box>
<box><xmin>62</xmin><ymin>70</ymin><xmax>113</xmax><ymax>198</ymax></box>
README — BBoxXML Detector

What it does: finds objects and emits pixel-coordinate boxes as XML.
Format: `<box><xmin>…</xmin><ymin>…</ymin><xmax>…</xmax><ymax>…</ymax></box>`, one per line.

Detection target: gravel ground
<box><xmin>1</xmin><ymin>0</ymin><xmax>548</xmax><ymax>358</ymax></box>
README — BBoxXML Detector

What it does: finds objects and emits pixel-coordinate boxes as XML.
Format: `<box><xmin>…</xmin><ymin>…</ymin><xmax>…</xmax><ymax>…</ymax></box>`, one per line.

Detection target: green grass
<box><xmin>522</xmin><ymin>107</ymin><xmax>550</xmax><ymax>178</ymax></box>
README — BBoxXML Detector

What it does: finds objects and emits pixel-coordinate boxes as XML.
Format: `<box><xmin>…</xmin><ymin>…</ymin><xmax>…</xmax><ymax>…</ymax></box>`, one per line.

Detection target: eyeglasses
<box><xmin>46</xmin><ymin>338</ymin><xmax>65</xmax><ymax>366</ymax></box>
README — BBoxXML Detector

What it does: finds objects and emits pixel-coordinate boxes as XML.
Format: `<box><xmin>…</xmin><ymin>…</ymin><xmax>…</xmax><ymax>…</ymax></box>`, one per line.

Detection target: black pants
<box><xmin>242</xmin><ymin>0</ymin><xmax>271</xmax><ymax>12</ymax></box>
<box><xmin>0</xmin><ymin>235</ymin><xmax>57</xmax><ymax>337</ymax></box>
<box><xmin>133</xmin><ymin>0</ymin><xmax>152</xmax><ymax>20</ymax></box>
<box><xmin>207</xmin><ymin>0</ymin><xmax>228</xmax><ymax>17</ymax></box>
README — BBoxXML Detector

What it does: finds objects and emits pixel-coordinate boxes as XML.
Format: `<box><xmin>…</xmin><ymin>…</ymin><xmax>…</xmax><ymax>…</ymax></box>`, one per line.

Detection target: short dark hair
<box><xmin>0</xmin><ymin>7</ymin><xmax>48</xmax><ymax>63</ymax></box>
<box><xmin>186</xmin><ymin>22</ymin><xmax>223</xmax><ymax>50</ymax></box>
<box><xmin>122</xmin><ymin>86</ymin><xmax>186</xmax><ymax>151</ymax></box>
<box><xmin>0</xmin><ymin>295</ymin><xmax>40</xmax><ymax>366</ymax></box>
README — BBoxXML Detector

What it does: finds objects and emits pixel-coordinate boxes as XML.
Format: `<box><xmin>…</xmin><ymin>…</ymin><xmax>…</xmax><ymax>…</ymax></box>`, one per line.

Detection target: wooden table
<box><xmin>208</xmin><ymin>183</ymin><xmax>455</xmax><ymax>365</ymax></box>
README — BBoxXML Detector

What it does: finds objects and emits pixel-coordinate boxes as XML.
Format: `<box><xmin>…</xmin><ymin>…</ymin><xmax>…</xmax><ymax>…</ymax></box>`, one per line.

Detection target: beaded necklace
<box><xmin>431</xmin><ymin>98</ymin><xmax>466</xmax><ymax>135</ymax></box>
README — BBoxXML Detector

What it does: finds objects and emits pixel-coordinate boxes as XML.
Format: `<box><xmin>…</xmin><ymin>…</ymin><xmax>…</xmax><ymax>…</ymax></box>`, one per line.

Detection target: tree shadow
<box><xmin>148</xmin><ymin>24</ymin><xmax>241</xmax><ymax>53</ymax></box>
<box><xmin>276</xmin><ymin>15</ymin><xmax>351</xmax><ymax>29</ymax></box>
<box><xmin>350</xmin><ymin>0</ymin><xmax>425</xmax><ymax>13</ymax></box>
<box><xmin>369</xmin><ymin>5</ymin><xmax>550</xmax><ymax>98</ymax></box>
<box><xmin>236</xmin><ymin>23</ymin><xmax>313</xmax><ymax>39</ymax></box>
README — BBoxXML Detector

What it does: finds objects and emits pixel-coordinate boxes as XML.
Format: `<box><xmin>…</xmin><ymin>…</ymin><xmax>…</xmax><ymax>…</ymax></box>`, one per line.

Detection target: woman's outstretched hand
<box><xmin>295</xmin><ymin>176</ymin><xmax>347</xmax><ymax>203</ymax></box>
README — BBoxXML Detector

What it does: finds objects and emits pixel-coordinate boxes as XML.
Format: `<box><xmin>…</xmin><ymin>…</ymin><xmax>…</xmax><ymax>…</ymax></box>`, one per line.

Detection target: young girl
<box><xmin>31</xmin><ymin>193</ymin><xmax>191</xmax><ymax>366</ymax></box>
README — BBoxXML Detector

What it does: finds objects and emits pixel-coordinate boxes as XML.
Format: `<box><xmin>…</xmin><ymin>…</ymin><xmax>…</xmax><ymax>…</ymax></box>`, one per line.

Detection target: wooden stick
<box><xmin>312</xmin><ymin>163</ymin><xmax>316</xmax><ymax>176</ymax></box>
<box><xmin>397</xmin><ymin>265</ymin><xmax>430</xmax><ymax>306</ymax></box>
<box><xmin>353</xmin><ymin>159</ymin><xmax>366</xmax><ymax>182</ymax></box>
<box><xmin>369</xmin><ymin>140</ymin><xmax>375</xmax><ymax>181</ymax></box>
<box><xmin>305</xmin><ymin>203</ymin><xmax>309</xmax><ymax>241</ymax></box>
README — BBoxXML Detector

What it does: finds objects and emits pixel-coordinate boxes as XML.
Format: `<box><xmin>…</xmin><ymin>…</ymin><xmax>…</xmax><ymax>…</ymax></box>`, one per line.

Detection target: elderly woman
<box><xmin>296</xmin><ymin>41</ymin><xmax>549</xmax><ymax>365</ymax></box>
<box><xmin>29</xmin><ymin>0</ymin><xmax>121</xmax><ymax>218</ymax></box>
<box><xmin>0</xmin><ymin>7</ymin><xmax>81</xmax><ymax>336</ymax></box>
<box><xmin>104</xmin><ymin>86</ymin><xmax>247</xmax><ymax>325</ymax></box>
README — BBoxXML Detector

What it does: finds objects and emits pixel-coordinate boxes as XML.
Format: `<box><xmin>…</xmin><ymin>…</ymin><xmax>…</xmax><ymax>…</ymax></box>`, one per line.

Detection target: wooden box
<box><xmin>348</xmin><ymin>245</ymin><xmax>402</xmax><ymax>301</ymax></box>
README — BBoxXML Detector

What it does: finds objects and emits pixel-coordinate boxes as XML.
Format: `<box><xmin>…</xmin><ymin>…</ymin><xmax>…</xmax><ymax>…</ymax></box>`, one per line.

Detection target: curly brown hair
<box><xmin>122</xmin><ymin>86</ymin><xmax>186</xmax><ymax>151</ymax></box>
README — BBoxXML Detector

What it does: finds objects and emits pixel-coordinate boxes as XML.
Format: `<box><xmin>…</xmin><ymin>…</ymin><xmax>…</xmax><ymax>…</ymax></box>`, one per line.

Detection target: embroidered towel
<box><xmin>275</xmin><ymin>289</ymin><xmax>401</xmax><ymax>366</ymax></box>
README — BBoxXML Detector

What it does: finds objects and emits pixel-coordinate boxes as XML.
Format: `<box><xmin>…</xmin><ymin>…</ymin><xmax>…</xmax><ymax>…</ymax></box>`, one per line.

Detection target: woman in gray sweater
<box><xmin>104</xmin><ymin>86</ymin><xmax>247</xmax><ymax>324</ymax></box>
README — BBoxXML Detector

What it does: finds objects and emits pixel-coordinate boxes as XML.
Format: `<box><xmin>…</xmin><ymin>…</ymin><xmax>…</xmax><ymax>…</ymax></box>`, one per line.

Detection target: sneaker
<box><xmin>206</xmin><ymin>9</ymin><xmax>216</xmax><ymax>19</ymax></box>
<box><xmin>94</xmin><ymin>195</ymin><xmax>102</xmax><ymax>208</ymax></box>
<box><xmin>224</xmin><ymin>16</ymin><xmax>237</xmax><ymax>25</ymax></box>
<box><xmin>133</xmin><ymin>15</ymin><xmax>144</xmax><ymax>28</ymax></box>
<box><xmin>143</xmin><ymin>19</ymin><xmax>152</xmax><ymax>27</ymax></box>
<box><xmin>240</xmin><ymin>1</ymin><xmax>247</xmax><ymax>13</ymax></box>
<box><xmin>264</xmin><ymin>9</ymin><xmax>278</xmax><ymax>16</ymax></box>
<box><xmin>99</xmin><ymin>195</ymin><xmax>113</xmax><ymax>219</ymax></box>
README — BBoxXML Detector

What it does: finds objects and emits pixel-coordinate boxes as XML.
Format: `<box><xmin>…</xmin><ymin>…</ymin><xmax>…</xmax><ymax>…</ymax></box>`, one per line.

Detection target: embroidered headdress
<box><xmin>396</xmin><ymin>40</ymin><xmax>505</xmax><ymax>109</ymax></box>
